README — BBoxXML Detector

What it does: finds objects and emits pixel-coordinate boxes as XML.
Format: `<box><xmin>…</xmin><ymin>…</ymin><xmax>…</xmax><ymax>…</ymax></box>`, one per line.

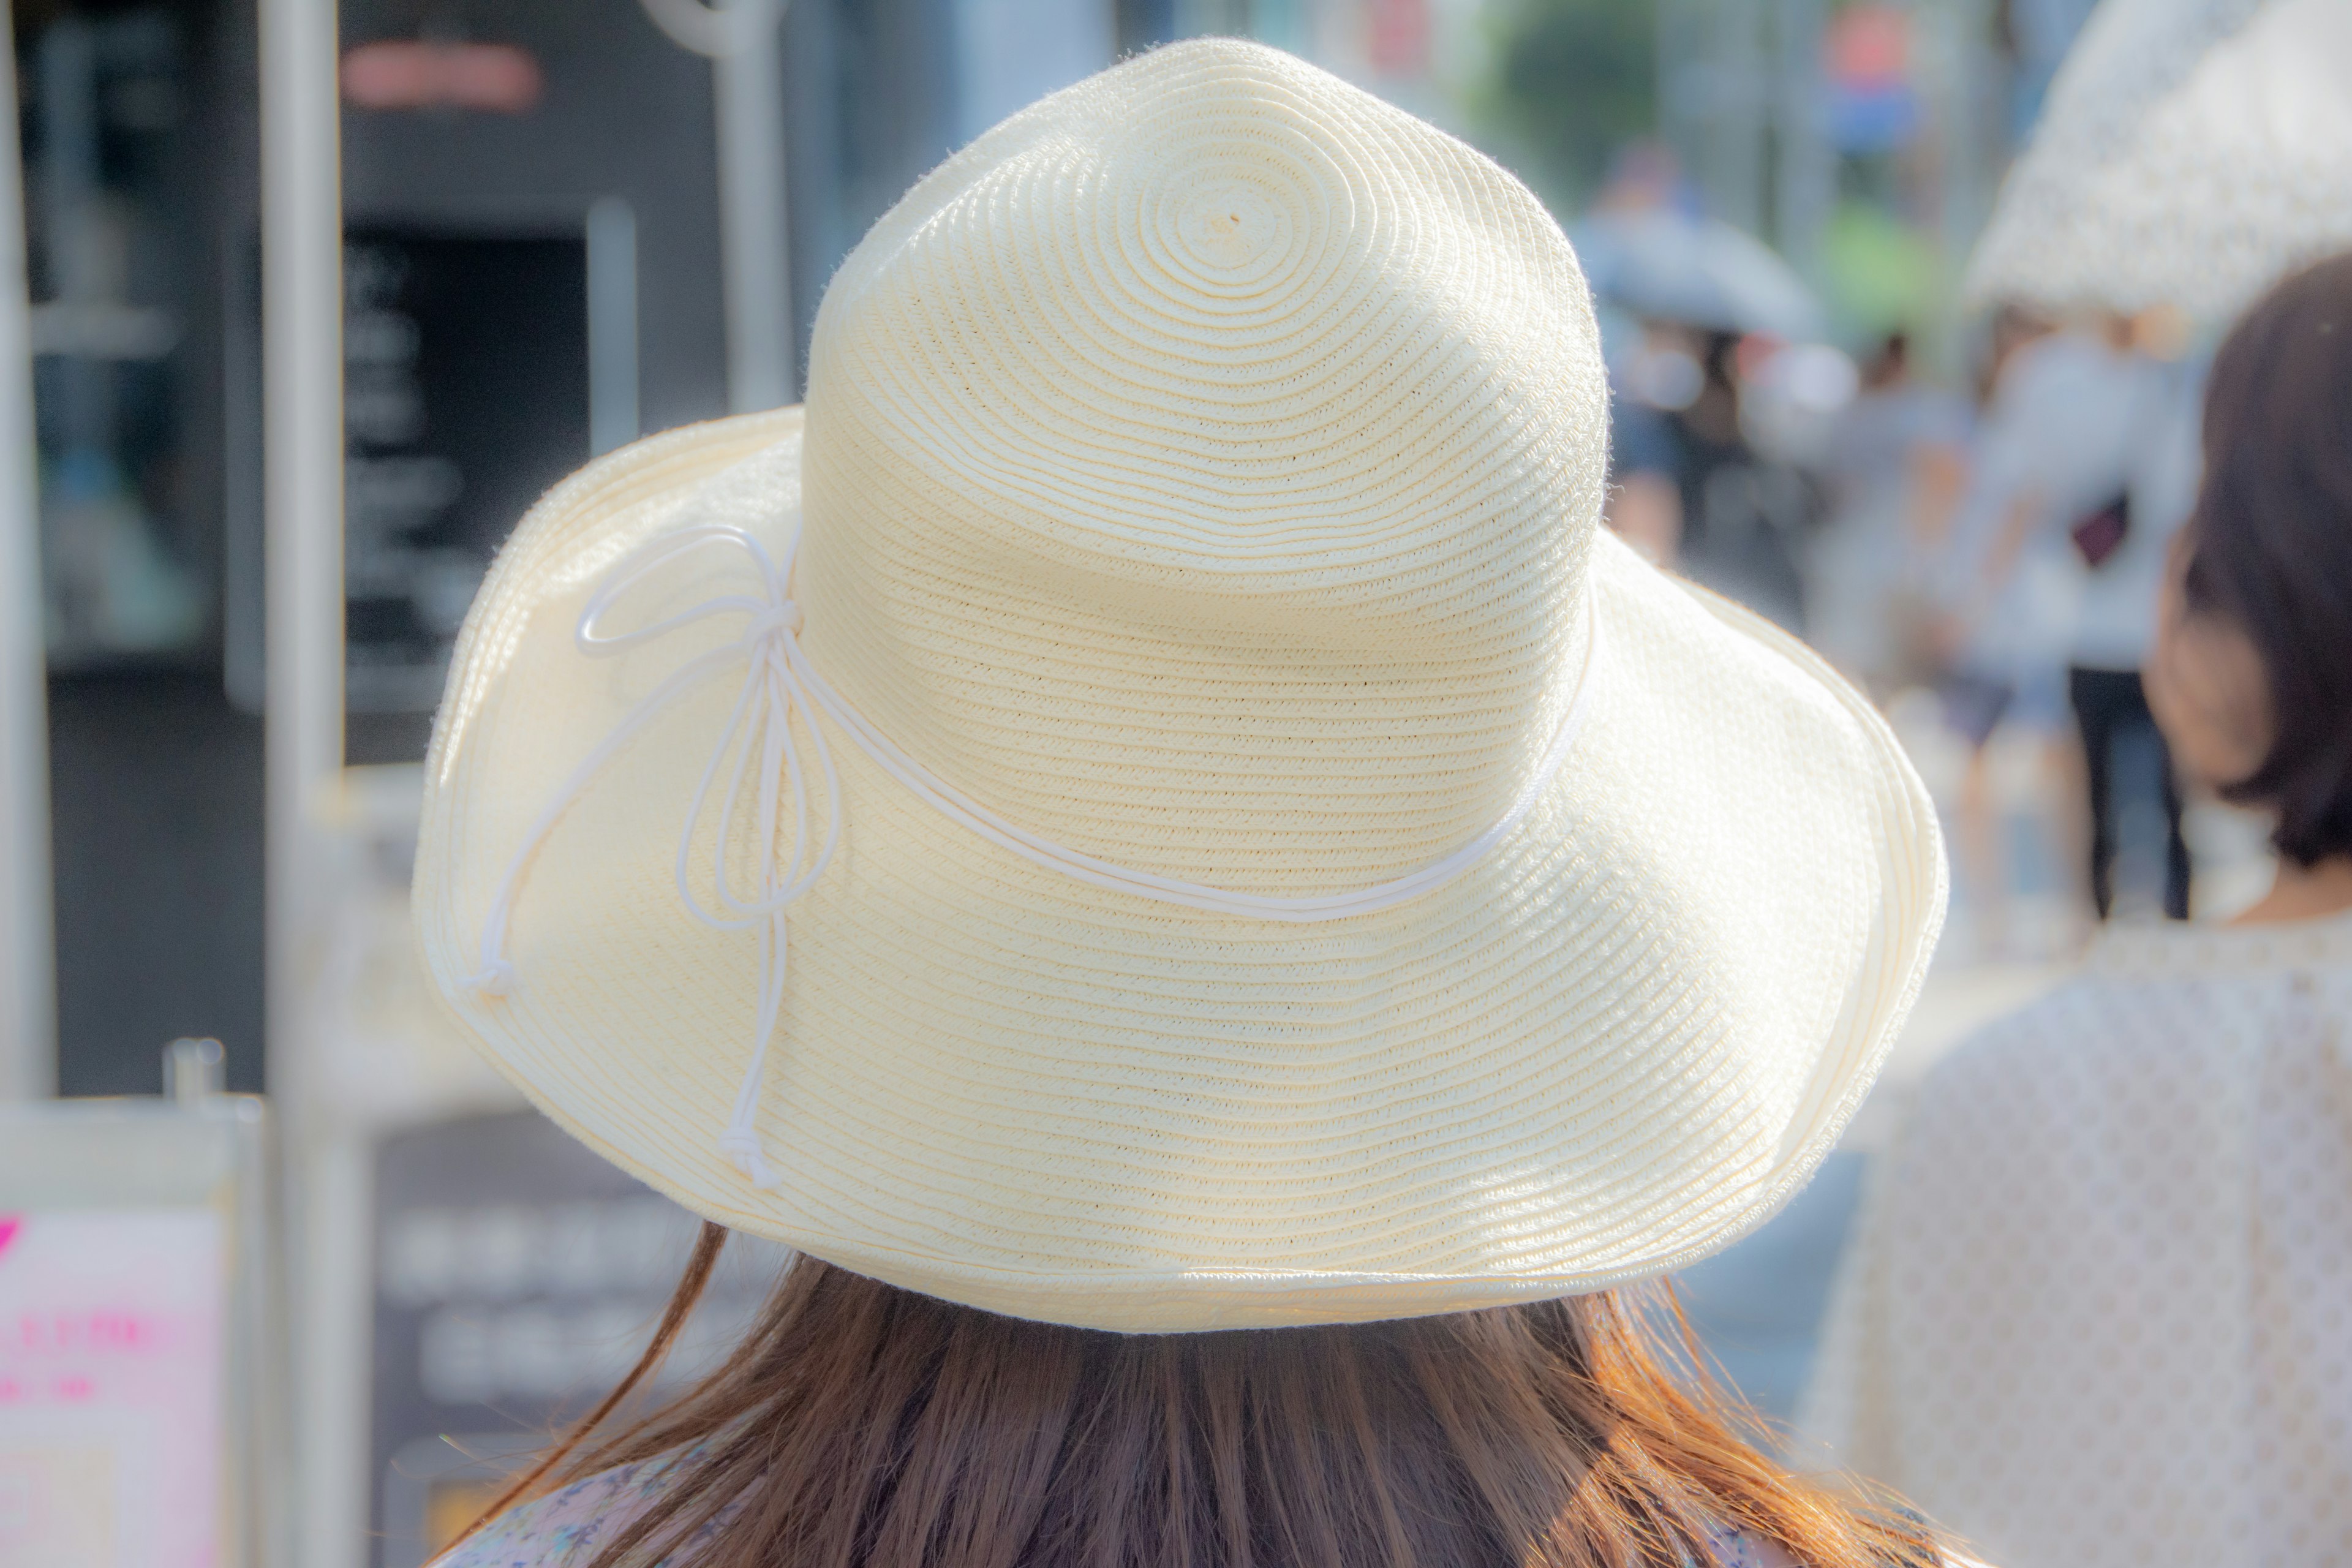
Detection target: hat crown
<box><xmin>797</xmin><ymin>41</ymin><xmax>1608</xmax><ymax>889</ymax></box>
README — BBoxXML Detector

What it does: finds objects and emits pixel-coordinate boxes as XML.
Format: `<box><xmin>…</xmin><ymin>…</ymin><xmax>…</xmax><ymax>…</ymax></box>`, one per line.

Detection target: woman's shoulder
<box><xmin>1706</xmin><ymin>1529</ymin><xmax>1988</xmax><ymax>1568</ymax></box>
<box><xmin>434</xmin><ymin>1449</ymin><xmax>716</xmax><ymax>1568</ymax></box>
<box><xmin>1709</xmin><ymin>1526</ymin><xmax>1800</xmax><ymax>1567</ymax></box>
<box><xmin>1920</xmin><ymin>916</ymin><xmax>2352</xmax><ymax>1104</ymax></box>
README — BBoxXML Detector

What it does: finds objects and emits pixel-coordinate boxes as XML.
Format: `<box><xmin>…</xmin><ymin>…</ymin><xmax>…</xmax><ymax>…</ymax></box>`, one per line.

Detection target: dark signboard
<box><xmin>369</xmin><ymin>1111</ymin><xmax>788</xmax><ymax>1568</ymax></box>
<box><xmin>224</xmin><ymin>220</ymin><xmax>616</xmax><ymax>731</ymax></box>
<box><xmin>341</xmin><ymin>228</ymin><xmax>591</xmax><ymax>714</ymax></box>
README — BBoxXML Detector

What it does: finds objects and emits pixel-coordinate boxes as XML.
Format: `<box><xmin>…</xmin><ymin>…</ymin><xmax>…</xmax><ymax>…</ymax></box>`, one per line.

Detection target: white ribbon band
<box><xmin>462</xmin><ymin>515</ymin><xmax>1602</xmax><ymax>1188</ymax></box>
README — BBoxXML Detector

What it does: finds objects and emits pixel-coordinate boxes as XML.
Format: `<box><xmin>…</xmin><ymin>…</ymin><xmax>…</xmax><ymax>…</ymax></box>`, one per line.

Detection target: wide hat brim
<box><xmin>416</xmin><ymin>408</ymin><xmax>1944</xmax><ymax>1333</ymax></box>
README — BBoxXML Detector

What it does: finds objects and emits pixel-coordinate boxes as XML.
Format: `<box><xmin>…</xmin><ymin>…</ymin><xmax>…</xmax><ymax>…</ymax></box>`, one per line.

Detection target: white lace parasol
<box><xmin>1964</xmin><ymin>0</ymin><xmax>2352</xmax><ymax>324</ymax></box>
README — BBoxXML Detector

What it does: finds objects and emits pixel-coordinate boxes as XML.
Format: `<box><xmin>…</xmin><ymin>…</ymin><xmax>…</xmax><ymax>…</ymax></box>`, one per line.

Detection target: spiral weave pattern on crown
<box><xmin>794</xmin><ymin>40</ymin><xmax>1609</xmax><ymax>891</ymax></box>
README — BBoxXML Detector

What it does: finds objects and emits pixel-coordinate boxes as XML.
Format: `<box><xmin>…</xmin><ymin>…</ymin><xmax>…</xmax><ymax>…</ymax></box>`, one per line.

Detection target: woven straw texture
<box><xmin>415</xmin><ymin>41</ymin><xmax>1943</xmax><ymax>1332</ymax></box>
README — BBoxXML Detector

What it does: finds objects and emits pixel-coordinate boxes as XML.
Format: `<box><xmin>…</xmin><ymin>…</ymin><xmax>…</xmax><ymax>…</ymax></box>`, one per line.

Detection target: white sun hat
<box><xmin>413</xmin><ymin>39</ymin><xmax>1943</xmax><ymax>1334</ymax></box>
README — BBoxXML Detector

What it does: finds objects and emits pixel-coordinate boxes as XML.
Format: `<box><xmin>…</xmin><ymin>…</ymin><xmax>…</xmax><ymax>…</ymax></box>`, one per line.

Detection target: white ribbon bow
<box><xmin>462</xmin><ymin>512</ymin><xmax>1602</xmax><ymax>1191</ymax></box>
<box><xmin>462</xmin><ymin>519</ymin><xmax>835</xmax><ymax>1185</ymax></box>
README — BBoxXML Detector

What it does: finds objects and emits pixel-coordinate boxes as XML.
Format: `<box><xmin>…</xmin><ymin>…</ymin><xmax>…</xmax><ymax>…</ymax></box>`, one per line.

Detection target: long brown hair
<box><xmin>456</xmin><ymin>1227</ymin><xmax>1935</xmax><ymax>1568</ymax></box>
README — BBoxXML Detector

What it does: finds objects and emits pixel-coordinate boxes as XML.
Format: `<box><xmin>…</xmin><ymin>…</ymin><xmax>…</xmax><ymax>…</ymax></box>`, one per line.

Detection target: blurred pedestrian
<box><xmin>416</xmin><ymin>43</ymin><xmax>1964</xmax><ymax>1568</ymax></box>
<box><xmin>1920</xmin><ymin>304</ymin><xmax>2081</xmax><ymax>954</ymax></box>
<box><xmin>1804</xmin><ymin>253</ymin><xmax>2352</xmax><ymax>1568</ymax></box>
<box><xmin>2062</xmin><ymin>314</ymin><xmax>2202</xmax><ymax>921</ymax></box>
<box><xmin>1936</xmin><ymin>308</ymin><xmax>2194</xmax><ymax>934</ymax></box>
<box><xmin>1806</xmin><ymin>332</ymin><xmax>1970</xmax><ymax>694</ymax></box>
<box><xmin>1610</xmin><ymin>325</ymin><xmax>1817</xmax><ymax>632</ymax></box>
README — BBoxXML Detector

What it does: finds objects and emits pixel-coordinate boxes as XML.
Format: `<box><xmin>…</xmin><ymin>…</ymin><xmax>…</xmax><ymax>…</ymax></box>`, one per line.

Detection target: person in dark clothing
<box><xmin>1609</xmin><ymin>327</ymin><xmax>1813</xmax><ymax>633</ymax></box>
<box><xmin>2068</xmin><ymin>665</ymin><xmax>2191</xmax><ymax>919</ymax></box>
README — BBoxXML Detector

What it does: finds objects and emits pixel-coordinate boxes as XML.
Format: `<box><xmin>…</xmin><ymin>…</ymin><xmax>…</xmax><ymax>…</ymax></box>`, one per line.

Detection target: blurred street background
<box><xmin>0</xmin><ymin>0</ymin><xmax>2328</xmax><ymax>1562</ymax></box>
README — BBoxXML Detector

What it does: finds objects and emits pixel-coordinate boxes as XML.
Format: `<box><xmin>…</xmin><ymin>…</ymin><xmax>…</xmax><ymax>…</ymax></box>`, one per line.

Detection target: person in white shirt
<box><xmin>1804</xmin><ymin>254</ymin><xmax>2352</xmax><ymax>1568</ymax></box>
<box><xmin>1942</xmin><ymin>318</ymin><xmax>2197</xmax><ymax>921</ymax></box>
<box><xmin>2064</xmin><ymin>342</ymin><xmax>2202</xmax><ymax>919</ymax></box>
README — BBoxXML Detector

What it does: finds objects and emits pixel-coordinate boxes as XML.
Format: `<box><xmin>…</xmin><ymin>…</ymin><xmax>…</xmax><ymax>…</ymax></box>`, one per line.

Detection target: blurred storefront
<box><xmin>28</xmin><ymin>0</ymin><xmax>958</xmax><ymax>1098</ymax></box>
<box><xmin>23</xmin><ymin>0</ymin><xmax>260</xmax><ymax>1099</ymax></box>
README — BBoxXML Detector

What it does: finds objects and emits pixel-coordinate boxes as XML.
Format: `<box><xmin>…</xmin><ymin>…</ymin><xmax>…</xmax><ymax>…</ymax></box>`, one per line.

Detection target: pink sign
<box><xmin>0</xmin><ymin>1208</ymin><xmax>225</xmax><ymax>1567</ymax></box>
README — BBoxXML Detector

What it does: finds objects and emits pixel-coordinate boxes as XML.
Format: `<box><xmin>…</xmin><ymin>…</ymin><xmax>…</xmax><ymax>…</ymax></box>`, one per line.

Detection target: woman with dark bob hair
<box><xmin>417</xmin><ymin>42</ymin><xmax>1970</xmax><ymax>1568</ymax></box>
<box><xmin>1808</xmin><ymin>253</ymin><xmax>2352</xmax><ymax>1568</ymax></box>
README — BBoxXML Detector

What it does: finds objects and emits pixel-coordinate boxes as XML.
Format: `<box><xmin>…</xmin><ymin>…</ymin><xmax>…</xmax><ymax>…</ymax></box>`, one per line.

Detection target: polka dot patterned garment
<box><xmin>1804</xmin><ymin>911</ymin><xmax>2352</xmax><ymax>1568</ymax></box>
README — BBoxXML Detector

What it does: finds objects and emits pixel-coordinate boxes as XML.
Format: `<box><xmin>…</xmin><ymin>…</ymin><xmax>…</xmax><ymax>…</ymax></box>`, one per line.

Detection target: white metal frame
<box><xmin>261</xmin><ymin>0</ymin><xmax>358</xmax><ymax>1562</ymax></box>
<box><xmin>261</xmin><ymin>0</ymin><xmax>345</xmax><ymax>1101</ymax></box>
<box><xmin>715</xmin><ymin>1</ymin><xmax>793</xmax><ymax>410</ymax></box>
<box><xmin>0</xmin><ymin>1</ymin><xmax>55</xmax><ymax>1103</ymax></box>
<box><xmin>261</xmin><ymin>2</ymin><xmax>345</xmax><ymax>1072</ymax></box>
<box><xmin>641</xmin><ymin>0</ymin><xmax>794</xmax><ymax>411</ymax></box>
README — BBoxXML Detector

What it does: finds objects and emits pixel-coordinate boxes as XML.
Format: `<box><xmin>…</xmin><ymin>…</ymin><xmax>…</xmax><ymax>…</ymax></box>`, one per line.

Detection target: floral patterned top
<box><xmin>435</xmin><ymin>1450</ymin><xmax>1806</xmax><ymax>1568</ymax></box>
<box><xmin>437</xmin><ymin>1452</ymin><xmax>728</xmax><ymax>1568</ymax></box>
